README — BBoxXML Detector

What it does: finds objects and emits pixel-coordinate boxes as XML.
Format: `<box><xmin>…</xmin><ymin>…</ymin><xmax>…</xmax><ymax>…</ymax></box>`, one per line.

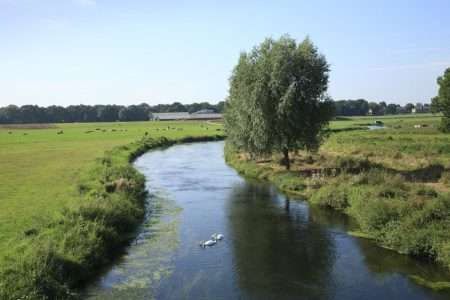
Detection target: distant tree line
<box><xmin>334</xmin><ymin>99</ymin><xmax>431</xmax><ymax>116</ymax></box>
<box><xmin>0</xmin><ymin>101</ymin><xmax>225</xmax><ymax>124</ymax></box>
<box><xmin>0</xmin><ymin>97</ymin><xmax>433</xmax><ymax>124</ymax></box>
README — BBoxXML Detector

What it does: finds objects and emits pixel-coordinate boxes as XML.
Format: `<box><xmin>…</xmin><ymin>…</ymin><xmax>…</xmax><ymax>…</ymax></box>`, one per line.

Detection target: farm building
<box><xmin>152</xmin><ymin>111</ymin><xmax>222</xmax><ymax>121</ymax></box>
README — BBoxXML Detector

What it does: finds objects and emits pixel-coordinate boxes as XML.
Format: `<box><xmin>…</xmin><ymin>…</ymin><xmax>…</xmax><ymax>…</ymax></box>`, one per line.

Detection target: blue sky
<box><xmin>1</xmin><ymin>0</ymin><xmax>449</xmax><ymax>106</ymax></box>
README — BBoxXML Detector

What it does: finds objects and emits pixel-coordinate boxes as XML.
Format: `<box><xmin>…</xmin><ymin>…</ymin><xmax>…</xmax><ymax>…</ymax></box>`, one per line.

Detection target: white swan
<box><xmin>200</xmin><ymin>239</ymin><xmax>217</xmax><ymax>247</ymax></box>
<box><xmin>211</xmin><ymin>233</ymin><xmax>224</xmax><ymax>241</ymax></box>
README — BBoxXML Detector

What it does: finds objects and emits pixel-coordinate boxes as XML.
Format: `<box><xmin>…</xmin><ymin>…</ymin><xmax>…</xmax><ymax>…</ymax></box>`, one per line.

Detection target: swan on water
<box><xmin>200</xmin><ymin>239</ymin><xmax>217</xmax><ymax>247</ymax></box>
<box><xmin>199</xmin><ymin>233</ymin><xmax>224</xmax><ymax>248</ymax></box>
<box><xmin>211</xmin><ymin>233</ymin><xmax>224</xmax><ymax>241</ymax></box>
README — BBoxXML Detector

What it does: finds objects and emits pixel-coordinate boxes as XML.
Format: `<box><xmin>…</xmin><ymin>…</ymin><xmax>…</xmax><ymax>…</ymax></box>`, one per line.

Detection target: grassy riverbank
<box><xmin>225</xmin><ymin>114</ymin><xmax>450</xmax><ymax>283</ymax></box>
<box><xmin>0</xmin><ymin>121</ymin><xmax>223</xmax><ymax>299</ymax></box>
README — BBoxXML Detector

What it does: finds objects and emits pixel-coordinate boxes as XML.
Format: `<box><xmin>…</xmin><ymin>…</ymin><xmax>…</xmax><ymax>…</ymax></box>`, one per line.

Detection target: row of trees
<box><xmin>150</xmin><ymin>101</ymin><xmax>224</xmax><ymax>113</ymax></box>
<box><xmin>0</xmin><ymin>101</ymin><xmax>225</xmax><ymax>124</ymax></box>
<box><xmin>334</xmin><ymin>99</ymin><xmax>431</xmax><ymax>116</ymax></box>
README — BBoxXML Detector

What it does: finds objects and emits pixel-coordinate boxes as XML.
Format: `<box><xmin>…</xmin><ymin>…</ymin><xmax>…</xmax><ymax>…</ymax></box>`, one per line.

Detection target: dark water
<box><xmin>84</xmin><ymin>141</ymin><xmax>450</xmax><ymax>300</ymax></box>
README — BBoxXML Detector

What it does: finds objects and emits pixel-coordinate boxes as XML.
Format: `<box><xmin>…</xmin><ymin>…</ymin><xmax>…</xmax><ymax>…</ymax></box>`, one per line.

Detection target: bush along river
<box><xmin>83</xmin><ymin>141</ymin><xmax>450</xmax><ymax>300</ymax></box>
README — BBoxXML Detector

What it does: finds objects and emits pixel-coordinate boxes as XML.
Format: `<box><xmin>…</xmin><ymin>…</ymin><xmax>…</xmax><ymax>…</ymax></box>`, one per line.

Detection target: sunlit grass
<box><xmin>326</xmin><ymin>114</ymin><xmax>450</xmax><ymax>170</ymax></box>
<box><xmin>0</xmin><ymin>121</ymin><xmax>222</xmax><ymax>254</ymax></box>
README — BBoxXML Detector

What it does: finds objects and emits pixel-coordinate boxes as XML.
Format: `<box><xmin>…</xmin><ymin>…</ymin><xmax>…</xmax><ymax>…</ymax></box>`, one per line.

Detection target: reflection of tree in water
<box><xmin>355</xmin><ymin>237</ymin><xmax>450</xmax><ymax>298</ymax></box>
<box><xmin>308</xmin><ymin>205</ymin><xmax>356</xmax><ymax>231</ymax></box>
<box><xmin>226</xmin><ymin>182</ymin><xmax>336</xmax><ymax>300</ymax></box>
<box><xmin>309</xmin><ymin>205</ymin><xmax>450</xmax><ymax>299</ymax></box>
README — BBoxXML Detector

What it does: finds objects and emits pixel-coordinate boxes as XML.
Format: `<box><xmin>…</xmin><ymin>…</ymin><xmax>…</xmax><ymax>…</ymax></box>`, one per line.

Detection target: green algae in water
<box><xmin>409</xmin><ymin>275</ymin><xmax>450</xmax><ymax>291</ymax></box>
<box><xmin>86</xmin><ymin>192</ymin><xmax>181</xmax><ymax>300</ymax></box>
<box><xmin>348</xmin><ymin>230</ymin><xmax>374</xmax><ymax>239</ymax></box>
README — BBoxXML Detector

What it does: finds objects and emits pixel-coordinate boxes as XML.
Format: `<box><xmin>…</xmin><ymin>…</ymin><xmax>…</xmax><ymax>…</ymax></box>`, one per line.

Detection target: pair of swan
<box><xmin>199</xmin><ymin>233</ymin><xmax>224</xmax><ymax>248</ymax></box>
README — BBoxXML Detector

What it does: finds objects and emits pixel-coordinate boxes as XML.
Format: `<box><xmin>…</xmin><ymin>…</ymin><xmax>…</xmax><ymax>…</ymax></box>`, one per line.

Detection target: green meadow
<box><xmin>326</xmin><ymin>114</ymin><xmax>450</xmax><ymax>170</ymax></box>
<box><xmin>0</xmin><ymin>121</ymin><xmax>220</xmax><ymax>250</ymax></box>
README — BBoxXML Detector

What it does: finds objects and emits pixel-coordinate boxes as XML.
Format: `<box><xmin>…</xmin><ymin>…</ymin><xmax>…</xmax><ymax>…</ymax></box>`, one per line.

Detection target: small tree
<box><xmin>225</xmin><ymin>35</ymin><xmax>334</xmax><ymax>169</ymax></box>
<box><xmin>405</xmin><ymin>103</ymin><xmax>415</xmax><ymax>113</ymax></box>
<box><xmin>434</xmin><ymin>68</ymin><xmax>450</xmax><ymax>132</ymax></box>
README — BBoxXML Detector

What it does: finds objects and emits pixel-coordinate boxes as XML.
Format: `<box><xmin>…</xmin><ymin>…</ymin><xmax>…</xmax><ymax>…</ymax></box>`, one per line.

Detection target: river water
<box><xmin>84</xmin><ymin>141</ymin><xmax>450</xmax><ymax>300</ymax></box>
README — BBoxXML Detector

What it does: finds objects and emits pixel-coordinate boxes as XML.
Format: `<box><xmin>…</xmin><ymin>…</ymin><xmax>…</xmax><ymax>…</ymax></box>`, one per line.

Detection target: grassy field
<box><xmin>226</xmin><ymin>113</ymin><xmax>450</xmax><ymax>284</ymax></box>
<box><xmin>0</xmin><ymin>120</ymin><xmax>223</xmax><ymax>298</ymax></box>
<box><xmin>326</xmin><ymin>114</ymin><xmax>450</xmax><ymax>170</ymax></box>
<box><xmin>0</xmin><ymin>121</ymin><xmax>221</xmax><ymax>251</ymax></box>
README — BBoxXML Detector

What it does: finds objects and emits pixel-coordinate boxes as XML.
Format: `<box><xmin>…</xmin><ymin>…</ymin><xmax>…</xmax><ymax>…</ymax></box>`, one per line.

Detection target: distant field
<box><xmin>327</xmin><ymin>114</ymin><xmax>450</xmax><ymax>170</ymax></box>
<box><xmin>329</xmin><ymin>113</ymin><xmax>439</xmax><ymax>129</ymax></box>
<box><xmin>0</xmin><ymin>121</ymin><xmax>222</xmax><ymax>255</ymax></box>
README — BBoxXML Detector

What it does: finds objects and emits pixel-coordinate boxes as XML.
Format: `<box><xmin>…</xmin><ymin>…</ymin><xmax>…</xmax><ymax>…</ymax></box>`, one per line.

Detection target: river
<box><xmin>84</xmin><ymin>141</ymin><xmax>450</xmax><ymax>300</ymax></box>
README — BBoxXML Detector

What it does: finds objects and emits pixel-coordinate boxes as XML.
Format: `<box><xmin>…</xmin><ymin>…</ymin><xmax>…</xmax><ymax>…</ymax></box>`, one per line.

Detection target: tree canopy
<box><xmin>224</xmin><ymin>35</ymin><xmax>334</xmax><ymax>169</ymax></box>
<box><xmin>434</xmin><ymin>68</ymin><xmax>450</xmax><ymax>132</ymax></box>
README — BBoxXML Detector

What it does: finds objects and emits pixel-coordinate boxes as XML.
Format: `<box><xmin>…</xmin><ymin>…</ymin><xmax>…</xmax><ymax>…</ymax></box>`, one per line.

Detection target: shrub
<box><xmin>270</xmin><ymin>172</ymin><xmax>307</xmax><ymax>193</ymax></box>
<box><xmin>439</xmin><ymin>117</ymin><xmax>450</xmax><ymax>133</ymax></box>
<box><xmin>440</xmin><ymin>171</ymin><xmax>450</xmax><ymax>185</ymax></box>
<box><xmin>352</xmin><ymin>197</ymin><xmax>402</xmax><ymax>232</ymax></box>
<box><xmin>416</xmin><ymin>186</ymin><xmax>438</xmax><ymax>198</ymax></box>
<box><xmin>335</xmin><ymin>156</ymin><xmax>371</xmax><ymax>170</ymax></box>
<box><xmin>310</xmin><ymin>182</ymin><xmax>349</xmax><ymax>210</ymax></box>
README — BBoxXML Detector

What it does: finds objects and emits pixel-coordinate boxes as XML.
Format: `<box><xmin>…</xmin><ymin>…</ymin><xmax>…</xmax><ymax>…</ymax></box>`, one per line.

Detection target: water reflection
<box><xmin>309</xmin><ymin>206</ymin><xmax>450</xmax><ymax>299</ymax></box>
<box><xmin>227</xmin><ymin>183</ymin><xmax>335</xmax><ymax>300</ymax></box>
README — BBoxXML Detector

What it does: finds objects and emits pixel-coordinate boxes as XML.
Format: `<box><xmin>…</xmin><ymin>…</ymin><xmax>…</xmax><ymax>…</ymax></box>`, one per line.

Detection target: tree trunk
<box><xmin>283</xmin><ymin>147</ymin><xmax>290</xmax><ymax>170</ymax></box>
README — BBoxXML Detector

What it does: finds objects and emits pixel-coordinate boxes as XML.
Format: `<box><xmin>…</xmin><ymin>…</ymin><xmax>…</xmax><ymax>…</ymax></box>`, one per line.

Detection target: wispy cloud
<box><xmin>74</xmin><ymin>0</ymin><xmax>96</xmax><ymax>7</ymax></box>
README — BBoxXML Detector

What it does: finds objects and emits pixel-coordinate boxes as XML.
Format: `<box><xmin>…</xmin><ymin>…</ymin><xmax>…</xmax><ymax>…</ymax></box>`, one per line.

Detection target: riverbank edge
<box><xmin>0</xmin><ymin>134</ymin><xmax>224</xmax><ymax>300</ymax></box>
<box><xmin>224</xmin><ymin>143</ymin><xmax>450</xmax><ymax>291</ymax></box>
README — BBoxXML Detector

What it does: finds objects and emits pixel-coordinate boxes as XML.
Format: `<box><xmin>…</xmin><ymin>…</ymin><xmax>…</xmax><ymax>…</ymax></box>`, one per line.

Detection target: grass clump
<box><xmin>269</xmin><ymin>172</ymin><xmax>307</xmax><ymax>194</ymax></box>
<box><xmin>309</xmin><ymin>179</ymin><xmax>350</xmax><ymax>210</ymax></box>
<box><xmin>440</xmin><ymin>171</ymin><xmax>450</xmax><ymax>185</ymax></box>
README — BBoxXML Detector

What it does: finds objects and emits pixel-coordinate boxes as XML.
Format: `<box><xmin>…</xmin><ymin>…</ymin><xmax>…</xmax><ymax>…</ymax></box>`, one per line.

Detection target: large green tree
<box><xmin>433</xmin><ymin>68</ymin><xmax>450</xmax><ymax>132</ymax></box>
<box><xmin>224</xmin><ymin>35</ymin><xmax>334</xmax><ymax>169</ymax></box>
